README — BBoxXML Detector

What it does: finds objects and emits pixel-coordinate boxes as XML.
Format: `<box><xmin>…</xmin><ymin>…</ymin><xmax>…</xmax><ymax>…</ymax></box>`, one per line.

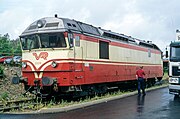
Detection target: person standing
<box><xmin>136</xmin><ymin>66</ymin><xmax>146</xmax><ymax>96</ymax></box>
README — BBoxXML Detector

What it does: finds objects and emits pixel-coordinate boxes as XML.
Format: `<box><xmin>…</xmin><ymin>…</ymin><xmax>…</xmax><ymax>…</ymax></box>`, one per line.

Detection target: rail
<box><xmin>0</xmin><ymin>98</ymin><xmax>36</xmax><ymax>112</ymax></box>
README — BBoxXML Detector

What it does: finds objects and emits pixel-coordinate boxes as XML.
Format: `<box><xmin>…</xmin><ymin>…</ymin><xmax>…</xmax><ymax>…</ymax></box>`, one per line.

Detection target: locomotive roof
<box><xmin>20</xmin><ymin>16</ymin><xmax>161</xmax><ymax>51</ymax></box>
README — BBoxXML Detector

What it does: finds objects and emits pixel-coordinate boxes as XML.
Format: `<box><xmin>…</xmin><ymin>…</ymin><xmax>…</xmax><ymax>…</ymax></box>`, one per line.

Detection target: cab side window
<box><xmin>75</xmin><ymin>36</ymin><xmax>80</xmax><ymax>47</ymax></box>
<box><xmin>68</xmin><ymin>33</ymin><xmax>74</xmax><ymax>47</ymax></box>
<box><xmin>99</xmin><ymin>41</ymin><xmax>109</xmax><ymax>59</ymax></box>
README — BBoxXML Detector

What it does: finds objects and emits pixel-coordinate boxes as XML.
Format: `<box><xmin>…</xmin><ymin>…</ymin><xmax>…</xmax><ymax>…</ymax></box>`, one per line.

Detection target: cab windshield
<box><xmin>20</xmin><ymin>33</ymin><xmax>67</xmax><ymax>50</ymax></box>
<box><xmin>170</xmin><ymin>46</ymin><xmax>180</xmax><ymax>61</ymax></box>
<box><xmin>21</xmin><ymin>35</ymin><xmax>39</xmax><ymax>50</ymax></box>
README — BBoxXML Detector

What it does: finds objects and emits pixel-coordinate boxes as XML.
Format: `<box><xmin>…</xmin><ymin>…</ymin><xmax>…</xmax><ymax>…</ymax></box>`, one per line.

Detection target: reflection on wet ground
<box><xmin>1</xmin><ymin>87</ymin><xmax>180</xmax><ymax>119</ymax></box>
<box><xmin>136</xmin><ymin>95</ymin><xmax>145</xmax><ymax>116</ymax></box>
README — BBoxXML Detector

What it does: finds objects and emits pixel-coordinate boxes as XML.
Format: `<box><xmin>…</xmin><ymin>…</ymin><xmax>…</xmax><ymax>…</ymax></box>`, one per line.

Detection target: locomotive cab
<box><xmin>13</xmin><ymin>32</ymin><xmax>82</xmax><ymax>97</ymax></box>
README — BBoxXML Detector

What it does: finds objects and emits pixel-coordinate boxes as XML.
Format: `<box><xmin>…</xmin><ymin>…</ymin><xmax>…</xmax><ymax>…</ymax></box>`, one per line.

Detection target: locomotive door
<box><xmin>68</xmin><ymin>33</ymin><xmax>84</xmax><ymax>84</ymax></box>
<box><xmin>74</xmin><ymin>35</ymin><xmax>83</xmax><ymax>71</ymax></box>
<box><xmin>73</xmin><ymin>35</ymin><xmax>85</xmax><ymax>85</ymax></box>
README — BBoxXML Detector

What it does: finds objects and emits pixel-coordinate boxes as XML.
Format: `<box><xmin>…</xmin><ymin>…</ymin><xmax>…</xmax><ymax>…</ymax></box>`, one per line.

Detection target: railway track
<box><xmin>0</xmin><ymin>98</ymin><xmax>37</xmax><ymax>112</ymax></box>
<box><xmin>0</xmin><ymin>80</ymin><xmax>167</xmax><ymax>113</ymax></box>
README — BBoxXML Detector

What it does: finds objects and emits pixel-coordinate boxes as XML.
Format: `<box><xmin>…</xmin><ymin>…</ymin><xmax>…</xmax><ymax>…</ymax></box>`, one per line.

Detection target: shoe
<box><xmin>143</xmin><ymin>93</ymin><xmax>146</xmax><ymax>96</ymax></box>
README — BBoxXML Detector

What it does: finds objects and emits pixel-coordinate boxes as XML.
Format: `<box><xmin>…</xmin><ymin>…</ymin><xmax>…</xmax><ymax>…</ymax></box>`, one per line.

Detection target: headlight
<box><xmin>51</xmin><ymin>61</ymin><xmax>57</xmax><ymax>68</ymax></box>
<box><xmin>37</xmin><ymin>20</ymin><xmax>45</xmax><ymax>28</ymax></box>
<box><xmin>22</xmin><ymin>62</ymin><xmax>27</xmax><ymax>68</ymax></box>
<box><xmin>169</xmin><ymin>78</ymin><xmax>179</xmax><ymax>83</ymax></box>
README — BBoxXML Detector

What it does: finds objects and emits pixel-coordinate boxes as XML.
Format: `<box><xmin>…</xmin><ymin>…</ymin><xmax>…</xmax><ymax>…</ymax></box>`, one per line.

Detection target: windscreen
<box><xmin>20</xmin><ymin>33</ymin><xmax>66</xmax><ymax>50</ymax></box>
<box><xmin>170</xmin><ymin>46</ymin><xmax>180</xmax><ymax>61</ymax></box>
<box><xmin>40</xmin><ymin>33</ymin><xmax>66</xmax><ymax>48</ymax></box>
<box><xmin>21</xmin><ymin>35</ymin><xmax>40</xmax><ymax>50</ymax></box>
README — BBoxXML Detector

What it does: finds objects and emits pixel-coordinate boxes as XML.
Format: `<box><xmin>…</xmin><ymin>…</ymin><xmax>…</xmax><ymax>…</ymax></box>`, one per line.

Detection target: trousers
<box><xmin>137</xmin><ymin>77</ymin><xmax>146</xmax><ymax>95</ymax></box>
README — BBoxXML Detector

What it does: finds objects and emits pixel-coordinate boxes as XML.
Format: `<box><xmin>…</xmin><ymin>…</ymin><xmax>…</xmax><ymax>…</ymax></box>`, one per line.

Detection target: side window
<box><xmin>99</xmin><ymin>41</ymin><xmax>109</xmax><ymax>59</ymax></box>
<box><xmin>75</xmin><ymin>36</ymin><xmax>80</xmax><ymax>47</ymax></box>
<box><xmin>68</xmin><ymin>33</ymin><xmax>74</xmax><ymax>48</ymax></box>
<box><xmin>148</xmin><ymin>49</ymin><xmax>151</xmax><ymax>57</ymax></box>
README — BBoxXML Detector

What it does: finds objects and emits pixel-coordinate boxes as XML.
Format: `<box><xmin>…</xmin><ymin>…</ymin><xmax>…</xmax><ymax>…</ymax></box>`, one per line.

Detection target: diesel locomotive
<box><xmin>12</xmin><ymin>15</ymin><xmax>163</xmax><ymax>97</ymax></box>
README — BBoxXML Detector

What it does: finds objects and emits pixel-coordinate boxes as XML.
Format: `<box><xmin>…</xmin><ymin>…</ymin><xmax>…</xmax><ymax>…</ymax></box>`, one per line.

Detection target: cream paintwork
<box><xmin>23</xmin><ymin>49</ymin><xmax>70</xmax><ymax>69</ymax></box>
<box><xmin>85</xmin><ymin>41</ymin><xmax>98</xmax><ymax>59</ymax></box>
<box><xmin>77</xmin><ymin>39</ymin><xmax>162</xmax><ymax>65</ymax></box>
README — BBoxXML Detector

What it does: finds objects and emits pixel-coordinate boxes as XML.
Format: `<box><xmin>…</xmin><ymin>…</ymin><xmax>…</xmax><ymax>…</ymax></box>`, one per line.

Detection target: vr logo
<box><xmin>33</xmin><ymin>52</ymin><xmax>48</xmax><ymax>60</ymax></box>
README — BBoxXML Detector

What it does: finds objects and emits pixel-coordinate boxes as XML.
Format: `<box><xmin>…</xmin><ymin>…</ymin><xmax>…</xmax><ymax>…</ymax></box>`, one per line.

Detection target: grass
<box><xmin>39</xmin><ymin>90</ymin><xmax>135</xmax><ymax>109</ymax></box>
<box><xmin>0</xmin><ymin>92</ymin><xmax>9</xmax><ymax>100</ymax></box>
<box><xmin>163</xmin><ymin>72</ymin><xmax>169</xmax><ymax>80</ymax></box>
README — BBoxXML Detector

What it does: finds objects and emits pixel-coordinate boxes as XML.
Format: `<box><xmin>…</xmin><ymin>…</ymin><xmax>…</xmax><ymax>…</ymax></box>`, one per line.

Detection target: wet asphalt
<box><xmin>1</xmin><ymin>87</ymin><xmax>180</xmax><ymax>119</ymax></box>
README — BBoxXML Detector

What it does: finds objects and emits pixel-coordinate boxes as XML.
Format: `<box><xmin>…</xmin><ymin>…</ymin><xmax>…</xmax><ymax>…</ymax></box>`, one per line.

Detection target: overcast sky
<box><xmin>1</xmin><ymin>0</ymin><xmax>180</xmax><ymax>52</ymax></box>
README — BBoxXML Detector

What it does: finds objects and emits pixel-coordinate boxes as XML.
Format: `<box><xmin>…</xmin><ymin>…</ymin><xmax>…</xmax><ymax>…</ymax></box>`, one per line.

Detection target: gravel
<box><xmin>0</xmin><ymin>65</ymin><xmax>27</xmax><ymax>101</ymax></box>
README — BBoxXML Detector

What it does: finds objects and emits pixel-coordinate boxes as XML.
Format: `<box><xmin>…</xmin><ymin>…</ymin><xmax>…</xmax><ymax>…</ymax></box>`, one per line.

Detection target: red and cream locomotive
<box><xmin>12</xmin><ymin>15</ymin><xmax>163</xmax><ymax>97</ymax></box>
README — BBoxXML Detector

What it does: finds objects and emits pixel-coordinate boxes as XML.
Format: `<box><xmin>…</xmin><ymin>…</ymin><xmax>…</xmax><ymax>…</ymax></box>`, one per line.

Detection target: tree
<box><xmin>0</xmin><ymin>34</ymin><xmax>22</xmax><ymax>56</ymax></box>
